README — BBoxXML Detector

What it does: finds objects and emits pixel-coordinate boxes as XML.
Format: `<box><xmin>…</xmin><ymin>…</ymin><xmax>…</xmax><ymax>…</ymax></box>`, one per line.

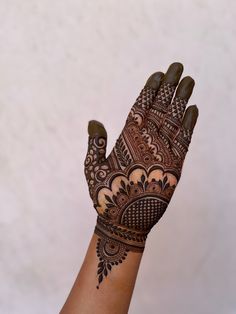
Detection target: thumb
<box><xmin>86</xmin><ymin>120</ymin><xmax>108</xmax><ymax>164</ymax></box>
<box><xmin>85</xmin><ymin>120</ymin><xmax>108</xmax><ymax>198</ymax></box>
<box><xmin>88</xmin><ymin>120</ymin><xmax>107</xmax><ymax>139</ymax></box>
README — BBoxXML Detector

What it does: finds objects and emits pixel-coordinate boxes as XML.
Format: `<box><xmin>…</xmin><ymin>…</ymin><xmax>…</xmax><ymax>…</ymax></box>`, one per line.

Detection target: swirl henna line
<box><xmin>84</xmin><ymin>136</ymin><xmax>111</xmax><ymax>199</ymax></box>
<box><xmin>84</xmin><ymin>83</ymin><xmax>194</xmax><ymax>288</ymax></box>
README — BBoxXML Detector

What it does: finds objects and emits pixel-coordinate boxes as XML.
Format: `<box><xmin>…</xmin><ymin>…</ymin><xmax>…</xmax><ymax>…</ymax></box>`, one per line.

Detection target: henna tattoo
<box><xmin>95</xmin><ymin>236</ymin><xmax>129</xmax><ymax>289</ymax></box>
<box><xmin>84</xmin><ymin>136</ymin><xmax>110</xmax><ymax>199</ymax></box>
<box><xmin>84</xmin><ymin>83</ymin><xmax>194</xmax><ymax>288</ymax></box>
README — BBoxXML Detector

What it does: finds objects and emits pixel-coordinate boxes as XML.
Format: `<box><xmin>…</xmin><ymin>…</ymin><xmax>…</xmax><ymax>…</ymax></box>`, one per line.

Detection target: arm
<box><xmin>60</xmin><ymin>62</ymin><xmax>199</xmax><ymax>314</ymax></box>
<box><xmin>60</xmin><ymin>233</ymin><xmax>142</xmax><ymax>314</ymax></box>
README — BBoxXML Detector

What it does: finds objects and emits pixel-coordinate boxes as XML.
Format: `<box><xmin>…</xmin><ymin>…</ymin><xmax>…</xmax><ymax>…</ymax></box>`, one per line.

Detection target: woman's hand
<box><xmin>84</xmin><ymin>62</ymin><xmax>199</xmax><ymax>288</ymax></box>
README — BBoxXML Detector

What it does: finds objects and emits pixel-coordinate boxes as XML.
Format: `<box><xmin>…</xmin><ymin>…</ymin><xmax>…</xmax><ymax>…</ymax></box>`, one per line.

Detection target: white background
<box><xmin>0</xmin><ymin>1</ymin><xmax>235</xmax><ymax>313</ymax></box>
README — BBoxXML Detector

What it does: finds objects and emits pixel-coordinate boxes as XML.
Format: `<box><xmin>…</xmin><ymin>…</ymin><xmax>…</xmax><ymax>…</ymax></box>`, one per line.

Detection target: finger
<box><xmin>147</xmin><ymin>63</ymin><xmax>183</xmax><ymax>132</ymax></box>
<box><xmin>126</xmin><ymin>72</ymin><xmax>164</xmax><ymax>127</ymax></box>
<box><xmin>172</xmin><ymin>105</ymin><xmax>199</xmax><ymax>159</ymax></box>
<box><xmin>144</xmin><ymin>72</ymin><xmax>164</xmax><ymax>90</ymax></box>
<box><xmin>88</xmin><ymin>120</ymin><xmax>107</xmax><ymax>138</ymax></box>
<box><xmin>84</xmin><ymin>120</ymin><xmax>110</xmax><ymax>197</ymax></box>
<box><xmin>160</xmin><ymin>76</ymin><xmax>195</xmax><ymax>141</ymax></box>
<box><xmin>87</xmin><ymin>120</ymin><xmax>107</xmax><ymax>162</ymax></box>
<box><xmin>152</xmin><ymin>62</ymin><xmax>184</xmax><ymax>111</ymax></box>
<box><xmin>167</xmin><ymin>76</ymin><xmax>195</xmax><ymax>124</ymax></box>
<box><xmin>182</xmin><ymin>104</ymin><xmax>199</xmax><ymax>130</ymax></box>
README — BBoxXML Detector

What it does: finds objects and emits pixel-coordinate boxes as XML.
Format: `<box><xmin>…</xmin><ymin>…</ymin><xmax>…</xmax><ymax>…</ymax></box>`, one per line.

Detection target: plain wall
<box><xmin>0</xmin><ymin>1</ymin><xmax>235</xmax><ymax>313</ymax></box>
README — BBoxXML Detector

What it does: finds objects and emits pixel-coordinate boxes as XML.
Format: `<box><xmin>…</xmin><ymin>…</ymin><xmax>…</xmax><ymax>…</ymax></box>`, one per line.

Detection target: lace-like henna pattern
<box><xmin>84</xmin><ymin>85</ymin><xmax>194</xmax><ymax>288</ymax></box>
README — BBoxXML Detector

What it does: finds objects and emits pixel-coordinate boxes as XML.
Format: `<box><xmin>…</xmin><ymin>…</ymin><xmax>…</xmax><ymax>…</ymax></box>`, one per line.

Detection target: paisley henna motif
<box><xmin>84</xmin><ymin>84</ymin><xmax>195</xmax><ymax>288</ymax></box>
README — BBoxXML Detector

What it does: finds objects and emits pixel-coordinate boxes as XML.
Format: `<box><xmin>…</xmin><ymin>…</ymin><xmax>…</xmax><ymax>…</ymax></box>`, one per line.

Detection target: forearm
<box><xmin>60</xmin><ymin>233</ymin><xmax>143</xmax><ymax>314</ymax></box>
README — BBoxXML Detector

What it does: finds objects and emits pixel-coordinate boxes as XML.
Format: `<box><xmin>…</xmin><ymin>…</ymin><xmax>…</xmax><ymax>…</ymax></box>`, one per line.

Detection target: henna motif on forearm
<box><xmin>84</xmin><ymin>66</ymin><xmax>198</xmax><ymax>288</ymax></box>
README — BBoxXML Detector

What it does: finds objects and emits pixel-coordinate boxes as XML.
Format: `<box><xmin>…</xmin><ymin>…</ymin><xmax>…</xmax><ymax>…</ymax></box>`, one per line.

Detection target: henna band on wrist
<box><xmin>95</xmin><ymin>215</ymin><xmax>148</xmax><ymax>252</ymax></box>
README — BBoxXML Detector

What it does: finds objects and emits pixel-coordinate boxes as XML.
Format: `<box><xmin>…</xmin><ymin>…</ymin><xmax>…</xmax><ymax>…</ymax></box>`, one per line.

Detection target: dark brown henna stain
<box><xmin>95</xmin><ymin>236</ymin><xmax>129</xmax><ymax>289</ymax></box>
<box><xmin>84</xmin><ymin>66</ymin><xmax>197</xmax><ymax>288</ymax></box>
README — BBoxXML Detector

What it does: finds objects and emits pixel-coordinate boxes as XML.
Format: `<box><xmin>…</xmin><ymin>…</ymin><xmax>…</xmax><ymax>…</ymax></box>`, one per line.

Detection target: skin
<box><xmin>60</xmin><ymin>62</ymin><xmax>199</xmax><ymax>314</ymax></box>
<box><xmin>60</xmin><ymin>234</ymin><xmax>142</xmax><ymax>314</ymax></box>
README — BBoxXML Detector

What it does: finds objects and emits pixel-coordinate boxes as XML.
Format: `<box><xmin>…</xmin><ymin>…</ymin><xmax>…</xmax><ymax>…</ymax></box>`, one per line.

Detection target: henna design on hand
<box><xmin>84</xmin><ymin>63</ymin><xmax>199</xmax><ymax>288</ymax></box>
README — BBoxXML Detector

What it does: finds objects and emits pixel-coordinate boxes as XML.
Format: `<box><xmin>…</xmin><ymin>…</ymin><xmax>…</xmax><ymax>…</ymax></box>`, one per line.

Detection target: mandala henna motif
<box><xmin>84</xmin><ymin>84</ymin><xmax>195</xmax><ymax>288</ymax></box>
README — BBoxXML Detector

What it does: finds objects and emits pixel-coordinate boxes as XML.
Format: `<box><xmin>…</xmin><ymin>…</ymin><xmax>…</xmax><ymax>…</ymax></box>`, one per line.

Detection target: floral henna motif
<box><xmin>84</xmin><ymin>83</ymin><xmax>195</xmax><ymax>288</ymax></box>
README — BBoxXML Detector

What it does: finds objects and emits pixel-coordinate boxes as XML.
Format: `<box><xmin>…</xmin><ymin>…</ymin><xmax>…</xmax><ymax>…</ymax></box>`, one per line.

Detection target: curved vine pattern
<box><xmin>84</xmin><ymin>84</ymin><xmax>194</xmax><ymax>288</ymax></box>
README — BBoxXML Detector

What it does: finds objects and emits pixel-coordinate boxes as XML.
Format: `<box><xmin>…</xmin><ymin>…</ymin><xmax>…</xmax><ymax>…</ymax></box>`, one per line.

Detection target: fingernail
<box><xmin>176</xmin><ymin>76</ymin><xmax>195</xmax><ymax>100</ymax></box>
<box><xmin>145</xmin><ymin>72</ymin><xmax>164</xmax><ymax>89</ymax></box>
<box><xmin>163</xmin><ymin>62</ymin><xmax>184</xmax><ymax>85</ymax></box>
<box><xmin>182</xmin><ymin>105</ymin><xmax>199</xmax><ymax>130</ymax></box>
<box><xmin>88</xmin><ymin>120</ymin><xmax>107</xmax><ymax>137</ymax></box>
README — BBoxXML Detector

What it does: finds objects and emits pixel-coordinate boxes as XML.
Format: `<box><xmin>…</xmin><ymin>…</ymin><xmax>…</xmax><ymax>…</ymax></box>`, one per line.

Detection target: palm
<box><xmin>84</xmin><ymin>63</ymin><xmax>198</xmax><ymax>288</ymax></box>
<box><xmin>86</xmin><ymin>84</ymin><xmax>193</xmax><ymax>234</ymax></box>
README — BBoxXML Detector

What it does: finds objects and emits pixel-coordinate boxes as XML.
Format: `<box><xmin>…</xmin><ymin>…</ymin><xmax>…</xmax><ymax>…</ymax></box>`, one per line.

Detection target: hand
<box><xmin>84</xmin><ymin>62</ymin><xmax>199</xmax><ymax>288</ymax></box>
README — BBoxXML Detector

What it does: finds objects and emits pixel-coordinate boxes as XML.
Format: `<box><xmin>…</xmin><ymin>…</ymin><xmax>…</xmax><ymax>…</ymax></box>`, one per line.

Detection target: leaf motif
<box><xmin>138</xmin><ymin>181</ymin><xmax>143</xmax><ymax>189</ymax></box>
<box><xmin>141</xmin><ymin>174</ymin><xmax>145</xmax><ymax>183</ymax></box>
<box><xmin>116</xmin><ymin>148</ymin><xmax>126</xmax><ymax>167</ymax></box>
<box><xmin>115</xmin><ymin>138</ymin><xmax>132</xmax><ymax>167</ymax></box>
<box><xmin>163</xmin><ymin>176</ymin><xmax>168</xmax><ymax>185</ymax></box>
<box><xmin>120</xmin><ymin>180</ymin><xmax>126</xmax><ymax>189</ymax></box>
<box><xmin>105</xmin><ymin>194</ymin><xmax>113</xmax><ymax>203</ymax></box>
<box><xmin>104</xmin><ymin>267</ymin><xmax>108</xmax><ymax>277</ymax></box>
<box><xmin>106</xmin><ymin>203</ymin><xmax>115</xmax><ymax>208</ymax></box>
<box><xmin>107</xmin><ymin>264</ymin><xmax>112</xmax><ymax>271</ymax></box>
<box><xmin>98</xmin><ymin>274</ymin><xmax>103</xmax><ymax>284</ymax></box>
<box><xmin>119</xmin><ymin>188</ymin><xmax>126</xmax><ymax>194</ymax></box>
<box><xmin>97</xmin><ymin>266</ymin><xmax>104</xmax><ymax>274</ymax></box>
<box><xmin>144</xmin><ymin>181</ymin><xmax>149</xmax><ymax>190</ymax></box>
<box><xmin>98</xmin><ymin>261</ymin><xmax>104</xmax><ymax>268</ymax></box>
<box><xmin>165</xmin><ymin>182</ymin><xmax>170</xmax><ymax>190</ymax></box>
<box><xmin>112</xmin><ymin>195</ymin><xmax>117</xmax><ymax>203</ymax></box>
<box><xmin>127</xmin><ymin>185</ymin><xmax>131</xmax><ymax>194</ymax></box>
<box><xmin>125</xmin><ymin>154</ymin><xmax>131</xmax><ymax>163</ymax></box>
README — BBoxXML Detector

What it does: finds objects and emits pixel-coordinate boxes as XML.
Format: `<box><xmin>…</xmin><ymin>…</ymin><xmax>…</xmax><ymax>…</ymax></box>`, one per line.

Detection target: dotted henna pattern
<box><xmin>84</xmin><ymin>84</ymin><xmax>194</xmax><ymax>288</ymax></box>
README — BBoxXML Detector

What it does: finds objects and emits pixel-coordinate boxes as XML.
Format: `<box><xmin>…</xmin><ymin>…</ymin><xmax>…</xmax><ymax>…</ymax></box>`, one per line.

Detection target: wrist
<box><xmin>94</xmin><ymin>215</ymin><xmax>148</xmax><ymax>288</ymax></box>
<box><xmin>94</xmin><ymin>215</ymin><xmax>148</xmax><ymax>252</ymax></box>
